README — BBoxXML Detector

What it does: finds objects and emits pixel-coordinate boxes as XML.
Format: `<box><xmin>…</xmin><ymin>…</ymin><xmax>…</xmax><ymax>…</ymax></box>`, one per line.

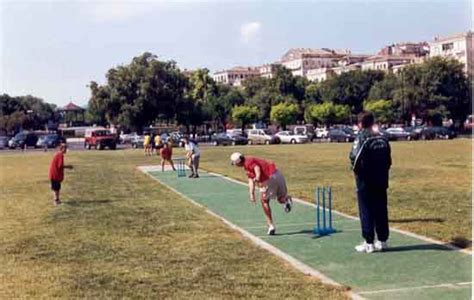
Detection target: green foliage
<box><xmin>231</xmin><ymin>105</ymin><xmax>259</xmax><ymax>131</ymax></box>
<box><xmin>363</xmin><ymin>99</ymin><xmax>396</xmax><ymax>124</ymax></box>
<box><xmin>319</xmin><ymin>70</ymin><xmax>385</xmax><ymax>114</ymax></box>
<box><xmin>305</xmin><ymin>102</ymin><xmax>350</xmax><ymax>126</ymax></box>
<box><xmin>270</xmin><ymin>102</ymin><xmax>299</xmax><ymax>129</ymax></box>
<box><xmin>394</xmin><ymin>57</ymin><xmax>470</xmax><ymax>122</ymax></box>
<box><xmin>0</xmin><ymin>94</ymin><xmax>56</xmax><ymax>133</ymax></box>
<box><xmin>367</xmin><ymin>74</ymin><xmax>400</xmax><ymax>101</ymax></box>
<box><xmin>87</xmin><ymin>52</ymin><xmax>187</xmax><ymax>132</ymax></box>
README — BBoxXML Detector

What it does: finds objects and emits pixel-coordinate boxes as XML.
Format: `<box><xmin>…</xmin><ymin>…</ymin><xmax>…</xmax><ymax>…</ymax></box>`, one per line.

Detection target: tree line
<box><xmin>1</xmin><ymin>52</ymin><xmax>470</xmax><ymax>134</ymax></box>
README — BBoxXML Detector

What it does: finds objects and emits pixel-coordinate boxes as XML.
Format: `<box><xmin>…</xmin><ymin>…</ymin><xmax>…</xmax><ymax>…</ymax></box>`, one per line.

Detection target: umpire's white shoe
<box><xmin>374</xmin><ymin>241</ymin><xmax>388</xmax><ymax>251</ymax></box>
<box><xmin>355</xmin><ymin>242</ymin><xmax>375</xmax><ymax>253</ymax></box>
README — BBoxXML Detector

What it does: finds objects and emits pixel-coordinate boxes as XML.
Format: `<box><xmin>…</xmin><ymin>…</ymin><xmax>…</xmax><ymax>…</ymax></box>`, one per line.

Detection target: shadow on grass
<box><xmin>450</xmin><ymin>237</ymin><xmax>472</xmax><ymax>249</ymax></box>
<box><xmin>384</xmin><ymin>243</ymin><xmax>459</xmax><ymax>252</ymax></box>
<box><xmin>64</xmin><ymin>199</ymin><xmax>118</xmax><ymax>206</ymax></box>
<box><xmin>390</xmin><ymin>217</ymin><xmax>445</xmax><ymax>223</ymax></box>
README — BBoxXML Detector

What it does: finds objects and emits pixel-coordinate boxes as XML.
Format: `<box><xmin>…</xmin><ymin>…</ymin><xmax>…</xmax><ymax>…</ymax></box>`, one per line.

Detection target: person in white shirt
<box><xmin>183</xmin><ymin>136</ymin><xmax>201</xmax><ymax>178</ymax></box>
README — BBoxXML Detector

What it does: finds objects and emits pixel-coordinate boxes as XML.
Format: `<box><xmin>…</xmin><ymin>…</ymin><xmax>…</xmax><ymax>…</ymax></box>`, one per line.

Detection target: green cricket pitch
<box><xmin>141</xmin><ymin>166</ymin><xmax>472</xmax><ymax>300</ymax></box>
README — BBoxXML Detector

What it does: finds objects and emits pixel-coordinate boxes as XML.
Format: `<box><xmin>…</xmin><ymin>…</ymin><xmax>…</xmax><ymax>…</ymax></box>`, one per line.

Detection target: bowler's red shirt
<box><xmin>49</xmin><ymin>152</ymin><xmax>64</xmax><ymax>182</ymax></box>
<box><xmin>243</xmin><ymin>156</ymin><xmax>277</xmax><ymax>183</ymax></box>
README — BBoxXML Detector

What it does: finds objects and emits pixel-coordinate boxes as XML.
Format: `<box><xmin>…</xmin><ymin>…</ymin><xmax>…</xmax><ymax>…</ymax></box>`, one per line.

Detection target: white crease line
<box><xmin>206</xmin><ymin>171</ymin><xmax>472</xmax><ymax>256</ymax></box>
<box><xmin>358</xmin><ymin>282</ymin><xmax>472</xmax><ymax>295</ymax></box>
<box><xmin>140</xmin><ymin>167</ymin><xmax>362</xmax><ymax>300</ymax></box>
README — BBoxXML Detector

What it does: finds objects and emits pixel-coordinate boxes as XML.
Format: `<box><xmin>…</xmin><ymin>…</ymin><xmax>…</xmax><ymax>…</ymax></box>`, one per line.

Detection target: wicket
<box><xmin>313</xmin><ymin>186</ymin><xmax>335</xmax><ymax>236</ymax></box>
<box><xmin>175</xmin><ymin>157</ymin><xmax>186</xmax><ymax>177</ymax></box>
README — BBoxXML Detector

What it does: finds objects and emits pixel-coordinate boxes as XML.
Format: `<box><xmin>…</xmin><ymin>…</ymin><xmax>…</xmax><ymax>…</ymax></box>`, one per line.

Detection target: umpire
<box><xmin>350</xmin><ymin>112</ymin><xmax>392</xmax><ymax>253</ymax></box>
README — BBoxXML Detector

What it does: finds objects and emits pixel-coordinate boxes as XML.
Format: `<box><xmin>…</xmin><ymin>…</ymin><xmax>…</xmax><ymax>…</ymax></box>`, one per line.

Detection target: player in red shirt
<box><xmin>159</xmin><ymin>141</ymin><xmax>176</xmax><ymax>172</ymax></box>
<box><xmin>49</xmin><ymin>143</ymin><xmax>73</xmax><ymax>206</ymax></box>
<box><xmin>230</xmin><ymin>152</ymin><xmax>292</xmax><ymax>235</ymax></box>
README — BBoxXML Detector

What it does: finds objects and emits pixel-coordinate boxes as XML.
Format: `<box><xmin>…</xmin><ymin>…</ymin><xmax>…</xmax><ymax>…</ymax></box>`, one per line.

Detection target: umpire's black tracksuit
<box><xmin>349</xmin><ymin>129</ymin><xmax>392</xmax><ymax>244</ymax></box>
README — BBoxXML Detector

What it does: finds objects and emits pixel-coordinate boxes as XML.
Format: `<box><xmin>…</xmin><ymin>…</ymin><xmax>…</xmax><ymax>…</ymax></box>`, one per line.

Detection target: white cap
<box><xmin>230</xmin><ymin>152</ymin><xmax>243</xmax><ymax>165</ymax></box>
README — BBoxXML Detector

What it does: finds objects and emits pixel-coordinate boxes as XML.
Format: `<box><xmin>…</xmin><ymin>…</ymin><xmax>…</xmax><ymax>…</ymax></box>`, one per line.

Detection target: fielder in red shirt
<box><xmin>49</xmin><ymin>143</ymin><xmax>73</xmax><ymax>206</ymax></box>
<box><xmin>230</xmin><ymin>152</ymin><xmax>292</xmax><ymax>235</ymax></box>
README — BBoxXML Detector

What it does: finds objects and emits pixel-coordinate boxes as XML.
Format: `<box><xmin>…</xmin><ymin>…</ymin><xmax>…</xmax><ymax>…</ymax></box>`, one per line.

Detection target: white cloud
<box><xmin>240</xmin><ymin>21</ymin><xmax>261</xmax><ymax>44</ymax></box>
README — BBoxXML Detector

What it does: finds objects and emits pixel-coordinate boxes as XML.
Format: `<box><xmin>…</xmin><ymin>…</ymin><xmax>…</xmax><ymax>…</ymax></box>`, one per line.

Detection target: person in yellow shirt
<box><xmin>143</xmin><ymin>133</ymin><xmax>151</xmax><ymax>156</ymax></box>
<box><xmin>154</xmin><ymin>134</ymin><xmax>163</xmax><ymax>154</ymax></box>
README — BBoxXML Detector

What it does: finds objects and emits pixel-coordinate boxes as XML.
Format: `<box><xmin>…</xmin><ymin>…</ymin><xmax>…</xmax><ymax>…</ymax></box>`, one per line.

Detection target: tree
<box><xmin>232</xmin><ymin>105</ymin><xmax>259</xmax><ymax>133</ymax></box>
<box><xmin>204</xmin><ymin>85</ymin><xmax>245</xmax><ymax>130</ymax></box>
<box><xmin>86</xmin><ymin>52</ymin><xmax>187</xmax><ymax>132</ymax></box>
<box><xmin>367</xmin><ymin>74</ymin><xmax>399</xmax><ymax>101</ymax></box>
<box><xmin>394</xmin><ymin>57</ymin><xmax>470</xmax><ymax>123</ymax></box>
<box><xmin>0</xmin><ymin>94</ymin><xmax>56</xmax><ymax>133</ymax></box>
<box><xmin>319</xmin><ymin>70</ymin><xmax>385</xmax><ymax>116</ymax></box>
<box><xmin>363</xmin><ymin>99</ymin><xmax>396</xmax><ymax>124</ymax></box>
<box><xmin>270</xmin><ymin>102</ymin><xmax>298</xmax><ymax>129</ymax></box>
<box><xmin>305</xmin><ymin>102</ymin><xmax>350</xmax><ymax>126</ymax></box>
<box><xmin>187</xmin><ymin>68</ymin><xmax>217</xmax><ymax>103</ymax></box>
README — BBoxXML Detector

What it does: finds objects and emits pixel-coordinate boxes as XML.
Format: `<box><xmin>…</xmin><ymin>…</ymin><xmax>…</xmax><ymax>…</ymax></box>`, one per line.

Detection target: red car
<box><xmin>84</xmin><ymin>128</ymin><xmax>117</xmax><ymax>150</ymax></box>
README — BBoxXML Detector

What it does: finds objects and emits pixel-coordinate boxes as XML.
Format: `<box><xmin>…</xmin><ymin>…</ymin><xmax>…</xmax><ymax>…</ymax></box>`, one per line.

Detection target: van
<box><xmin>247</xmin><ymin>129</ymin><xmax>280</xmax><ymax>145</ymax></box>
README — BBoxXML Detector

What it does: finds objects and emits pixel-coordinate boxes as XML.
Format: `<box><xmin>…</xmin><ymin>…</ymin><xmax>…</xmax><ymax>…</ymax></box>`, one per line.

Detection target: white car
<box><xmin>275</xmin><ymin>131</ymin><xmax>308</xmax><ymax>144</ymax></box>
<box><xmin>315</xmin><ymin>128</ymin><xmax>328</xmax><ymax>138</ymax></box>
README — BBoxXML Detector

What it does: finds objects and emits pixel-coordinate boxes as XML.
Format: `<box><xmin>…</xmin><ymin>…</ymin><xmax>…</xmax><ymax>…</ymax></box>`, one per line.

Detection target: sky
<box><xmin>0</xmin><ymin>0</ymin><xmax>472</xmax><ymax>107</ymax></box>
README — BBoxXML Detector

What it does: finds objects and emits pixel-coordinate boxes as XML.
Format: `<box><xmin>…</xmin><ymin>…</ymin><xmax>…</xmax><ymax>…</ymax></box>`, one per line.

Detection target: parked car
<box><xmin>0</xmin><ymin>136</ymin><xmax>10</xmax><ymax>149</ymax></box>
<box><xmin>131</xmin><ymin>134</ymin><xmax>145</xmax><ymax>149</ymax></box>
<box><xmin>315</xmin><ymin>128</ymin><xmax>329</xmax><ymax>139</ymax></box>
<box><xmin>292</xmin><ymin>125</ymin><xmax>316</xmax><ymax>141</ymax></box>
<box><xmin>119</xmin><ymin>132</ymin><xmax>137</xmax><ymax>144</ymax></box>
<box><xmin>420</xmin><ymin>126</ymin><xmax>457</xmax><ymax>140</ymax></box>
<box><xmin>36</xmin><ymin>134</ymin><xmax>65</xmax><ymax>148</ymax></box>
<box><xmin>8</xmin><ymin>132</ymin><xmax>39</xmax><ymax>149</ymax></box>
<box><xmin>275</xmin><ymin>131</ymin><xmax>308</xmax><ymax>144</ymax></box>
<box><xmin>247</xmin><ymin>129</ymin><xmax>280</xmax><ymax>145</ymax></box>
<box><xmin>385</xmin><ymin>127</ymin><xmax>411</xmax><ymax>141</ymax></box>
<box><xmin>327</xmin><ymin>128</ymin><xmax>355</xmax><ymax>142</ymax></box>
<box><xmin>403</xmin><ymin>127</ymin><xmax>422</xmax><ymax>140</ymax></box>
<box><xmin>211</xmin><ymin>132</ymin><xmax>248</xmax><ymax>146</ymax></box>
<box><xmin>84</xmin><ymin>128</ymin><xmax>117</xmax><ymax>150</ymax></box>
<box><xmin>160</xmin><ymin>132</ymin><xmax>185</xmax><ymax>147</ymax></box>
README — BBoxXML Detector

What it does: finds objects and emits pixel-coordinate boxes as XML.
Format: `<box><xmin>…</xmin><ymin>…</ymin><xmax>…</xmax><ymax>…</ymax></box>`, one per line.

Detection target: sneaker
<box><xmin>193</xmin><ymin>174</ymin><xmax>200</xmax><ymax>178</ymax></box>
<box><xmin>54</xmin><ymin>200</ymin><xmax>62</xmax><ymax>206</ymax></box>
<box><xmin>374</xmin><ymin>241</ymin><xmax>388</xmax><ymax>251</ymax></box>
<box><xmin>188</xmin><ymin>173</ymin><xmax>195</xmax><ymax>178</ymax></box>
<box><xmin>267</xmin><ymin>226</ymin><xmax>276</xmax><ymax>236</ymax></box>
<box><xmin>284</xmin><ymin>196</ymin><xmax>293</xmax><ymax>213</ymax></box>
<box><xmin>355</xmin><ymin>242</ymin><xmax>375</xmax><ymax>253</ymax></box>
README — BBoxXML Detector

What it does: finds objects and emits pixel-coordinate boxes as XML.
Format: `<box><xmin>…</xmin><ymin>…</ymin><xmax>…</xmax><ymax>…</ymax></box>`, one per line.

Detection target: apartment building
<box><xmin>277</xmin><ymin>48</ymin><xmax>350</xmax><ymax>77</ymax></box>
<box><xmin>429</xmin><ymin>31</ymin><xmax>473</xmax><ymax>76</ymax></box>
<box><xmin>212</xmin><ymin>66</ymin><xmax>260</xmax><ymax>86</ymax></box>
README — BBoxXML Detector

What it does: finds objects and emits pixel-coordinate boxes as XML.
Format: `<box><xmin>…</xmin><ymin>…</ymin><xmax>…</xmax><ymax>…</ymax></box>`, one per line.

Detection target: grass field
<box><xmin>0</xmin><ymin>139</ymin><xmax>471</xmax><ymax>298</ymax></box>
<box><xmin>0</xmin><ymin>150</ymin><xmax>347</xmax><ymax>298</ymax></box>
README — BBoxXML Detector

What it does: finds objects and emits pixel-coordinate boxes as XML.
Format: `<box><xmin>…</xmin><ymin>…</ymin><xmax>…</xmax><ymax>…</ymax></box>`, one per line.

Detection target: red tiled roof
<box><xmin>61</xmin><ymin>102</ymin><xmax>84</xmax><ymax>111</ymax></box>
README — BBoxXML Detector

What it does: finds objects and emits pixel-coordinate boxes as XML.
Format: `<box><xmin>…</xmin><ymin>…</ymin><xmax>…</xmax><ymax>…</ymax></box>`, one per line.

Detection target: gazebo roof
<box><xmin>61</xmin><ymin>102</ymin><xmax>85</xmax><ymax>111</ymax></box>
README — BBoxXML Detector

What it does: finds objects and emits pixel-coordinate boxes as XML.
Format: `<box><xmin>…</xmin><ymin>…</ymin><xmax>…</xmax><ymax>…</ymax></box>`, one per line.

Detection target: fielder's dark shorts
<box><xmin>50</xmin><ymin>180</ymin><xmax>61</xmax><ymax>191</ymax></box>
